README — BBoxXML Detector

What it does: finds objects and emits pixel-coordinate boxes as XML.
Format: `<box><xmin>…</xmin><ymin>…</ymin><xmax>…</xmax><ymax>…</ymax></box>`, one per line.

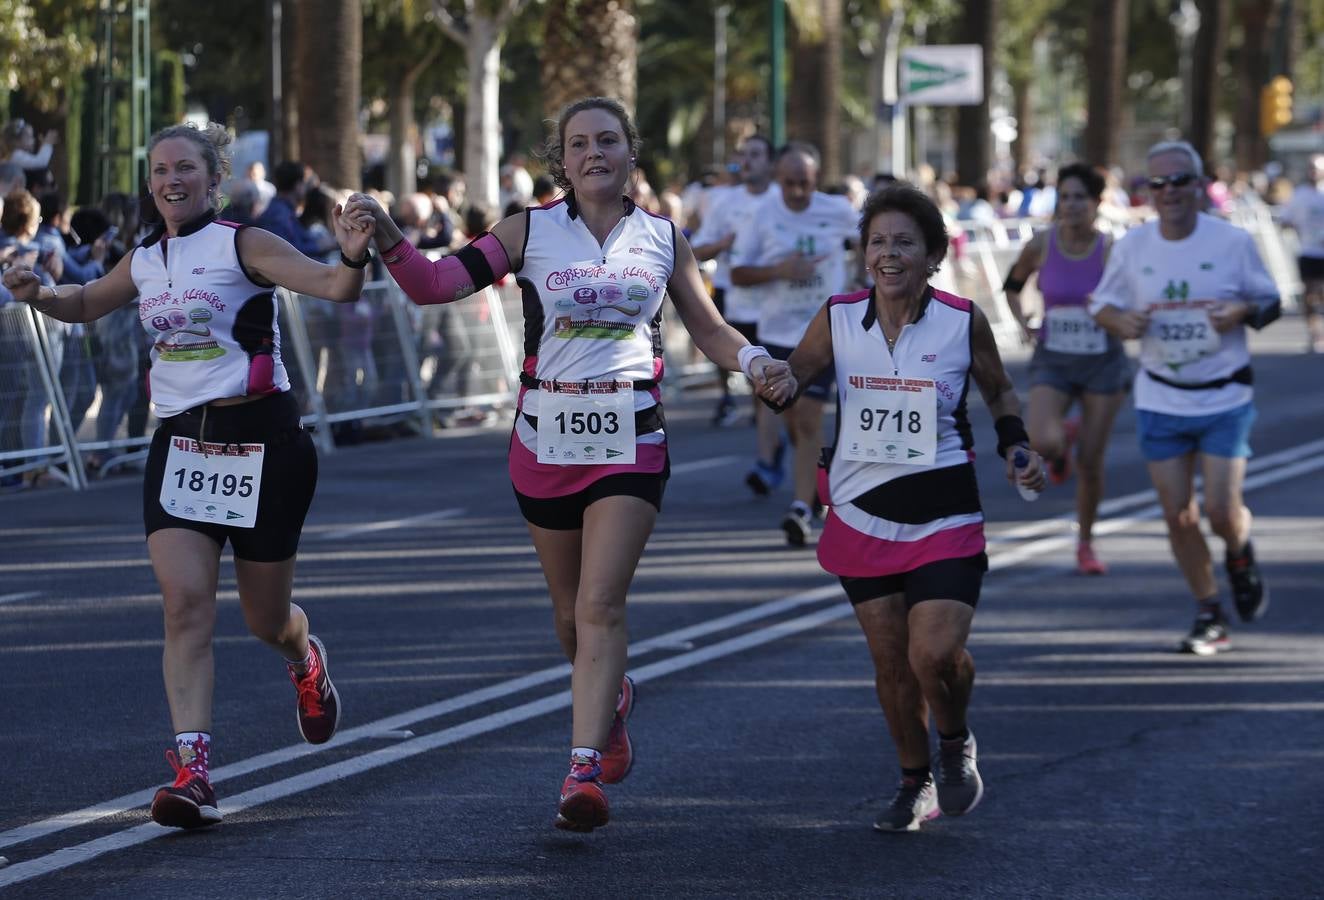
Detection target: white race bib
<box><xmin>160</xmin><ymin>436</ymin><xmax>264</xmax><ymax>528</ymax></box>
<box><xmin>1042</xmin><ymin>306</ymin><xmax>1107</xmax><ymax>355</ymax></box>
<box><xmin>1145</xmin><ymin>306</ymin><xmax>1219</xmax><ymax>366</ymax></box>
<box><xmin>840</xmin><ymin>376</ymin><xmax>937</xmax><ymax>466</ymax></box>
<box><xmin>536</xmin><ymin>384</ymin><xmax>636</xmax><ymax>465</ymax></box>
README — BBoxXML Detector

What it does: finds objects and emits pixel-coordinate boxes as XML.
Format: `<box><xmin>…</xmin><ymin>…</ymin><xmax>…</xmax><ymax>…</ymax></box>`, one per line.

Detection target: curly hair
<box><xmin>1056</xmin><ymin>162</ymin><xmax>1105</xmax><ymax>201</ymax></box>
<box><xmin>857</xmin><ymin>182</ymin><xmax>949</xmax><ymax>269</ymax></box>
<box><xmin>147</xmin><ymin>122</ymin><xmax>233</xmax><ymax>211</ymax></box>
<box><xmin>540</xmin><ymin>97</ymin><xmax>641</xmax><ymax>196</ymax></box>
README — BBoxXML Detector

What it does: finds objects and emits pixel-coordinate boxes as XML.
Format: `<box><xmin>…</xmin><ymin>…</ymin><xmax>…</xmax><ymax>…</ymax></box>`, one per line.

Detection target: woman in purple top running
<box><xmin>1003</xmin><ymin>163</ymin><xmax>1128</xmax><ymax>575</ymax></box>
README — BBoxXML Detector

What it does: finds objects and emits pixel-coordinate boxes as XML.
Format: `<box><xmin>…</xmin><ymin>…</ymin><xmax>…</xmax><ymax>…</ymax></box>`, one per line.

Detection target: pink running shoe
<box><xmin>555</xmin><ymin>756</ymin><xmax>609</xmax><ymax>832</ymax></box>
<box><xmin>600</xmin><ymin>675</ymin><xmax>636</xmax><ymax>784</ymax></box>
<box><xmin>1076</xmin><ymin>541</ymin><xmax>1107</xmax><ymax>575</ymax></box>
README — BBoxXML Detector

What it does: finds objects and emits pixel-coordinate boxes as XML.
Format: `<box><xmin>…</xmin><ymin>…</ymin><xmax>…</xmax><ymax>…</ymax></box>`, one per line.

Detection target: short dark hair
<box><xmin>775</xmin><ymin>140</ymin><xmax>820</xmax><ymax>169</ymax></box>
<box><xmin>532</xmin><ymin>173</ymin><xmax>556</xmax><ymax>200</ymax></box>
<box><xmin>1056</xmin><ymin>163</ymin><xmax>1105</xmax><ymax>201</ymax></box>
<box><xmin>36</xmin><ymin>190</ymin><xmax>65</xmax><ymax>223</ymax></box>
<box><xmin>741</xmin><ymin>134</ymin><xmax>774</xmax><ymax>158</ymax></box>
<box><xmin>857</xmin><ymin>183</ymin><xmax>949</xmax><ymax>268</ymax></box>
<box><xmin>271</xmin><ymin>160</ymin><xmax>306</xmax><ymax>193</ymax></box>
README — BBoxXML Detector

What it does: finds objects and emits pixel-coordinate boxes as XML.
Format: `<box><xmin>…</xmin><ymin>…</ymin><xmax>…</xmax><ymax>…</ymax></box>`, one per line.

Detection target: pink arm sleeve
<box><xmin>381</xmin><ymin>232</ymin><xmax>512</xmax><ymax>305</ymax></box>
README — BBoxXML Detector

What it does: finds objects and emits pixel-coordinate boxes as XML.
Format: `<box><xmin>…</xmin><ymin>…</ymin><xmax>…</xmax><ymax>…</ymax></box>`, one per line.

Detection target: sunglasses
<box><xmin>1147</xmin><ymin>173</ymin><xmax>1197</xmax><ymax>191</ymax></box>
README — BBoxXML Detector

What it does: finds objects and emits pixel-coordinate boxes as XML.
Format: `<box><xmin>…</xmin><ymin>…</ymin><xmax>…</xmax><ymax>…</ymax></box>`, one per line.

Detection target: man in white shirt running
<box><xmin>692</xmin><ymin>135</ymin><xmax>778</xmax><ymax>426</ymax></box>
<box><xmin>1278</xmin><ymin>155</ymin><xmax>1324</xmax><ymax>353</ymax></box>
<box><xmin>1090</xmin><ymin>140</ymin><xmax>1280</xmax><ymax>656</ymax></box>
<box><xmin>731</xmin><ymin>142</ymin><xmax>858</xmax><ymax>546</ymax></box>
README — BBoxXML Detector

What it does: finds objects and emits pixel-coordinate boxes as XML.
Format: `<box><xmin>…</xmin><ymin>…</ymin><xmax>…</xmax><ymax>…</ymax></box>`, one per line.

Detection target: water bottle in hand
<box><xmin>1012</xmin><ymin>449</ymin><xmax>1040</xmax><ymax>502</ymax></box>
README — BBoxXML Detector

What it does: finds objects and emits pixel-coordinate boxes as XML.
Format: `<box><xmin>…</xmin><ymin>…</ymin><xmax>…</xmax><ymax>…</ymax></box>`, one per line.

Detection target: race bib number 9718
<box><xmin>840</xmin><ymin>376</ymin><xmax>937</xmax><ymax>466</ymax></box>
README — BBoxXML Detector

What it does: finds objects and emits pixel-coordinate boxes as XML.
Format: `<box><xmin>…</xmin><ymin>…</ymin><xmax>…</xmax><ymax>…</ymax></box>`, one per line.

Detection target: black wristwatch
<box><xmin>340</xmin><ymin>250</ymin><xmax>371</xmax><ymax>269</ymax></box>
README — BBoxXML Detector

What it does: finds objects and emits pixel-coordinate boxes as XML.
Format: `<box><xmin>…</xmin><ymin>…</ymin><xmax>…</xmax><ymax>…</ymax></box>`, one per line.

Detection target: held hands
<box><xmin>1207</xmin><ymin>300</ymin><xmax>1249</xmax><ymax>333</ymax></box>
<box><xmin>341</xmin><ymin>193</ymin><xmax>387</xmax><ymax>233</ymax></box>
<box><xmin>751</xmin><ymin>357</ymin><xmax>796</xmax><ymax>406</ymax></box>
<box><xmin>333</xmin><ymin>202</ymin><xmax>375</xmax><ymax>261</ymax></box>
<box><xmin>1004</xmin><ymin>446</ymin><xmax>1046</xmax><ymax>493</ymax></box>
<box><xmin>1</xmin><ymin>264</ymin><xmax>43</xmax><ymax>304</ymax></box>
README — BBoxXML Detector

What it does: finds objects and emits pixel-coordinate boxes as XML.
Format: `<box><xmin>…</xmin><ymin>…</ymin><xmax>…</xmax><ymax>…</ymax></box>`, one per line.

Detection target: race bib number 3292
<box><xmin>160</xmin><ymin>437</ymin><xmax>264</xmax><ymax>528</ymax></box>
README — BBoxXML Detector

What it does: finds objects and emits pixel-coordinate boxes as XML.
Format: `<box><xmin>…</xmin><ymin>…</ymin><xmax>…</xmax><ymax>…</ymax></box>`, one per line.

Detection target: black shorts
<box><xmin>143</xmin><ymin>391</ymin><xmax>318</xmax><ymax>562</ymax></box>
<box><xmin>766</xmin><ymin>342</ymin><xmax>833</xmax><ymax>401</ymax></box>
<box><xmin>514</xmin><ymin>466</ymin><xmax>669</xmax><ymax>531</ymax></box>
<box><xmin>839</xmin><ymin>552</ymin><xmax>988</xmax><ymax>609</ymax></box>
<box><xmin>1298</xmin><ymin>256</ymin><xmax>1324</xmax><ymax>282</ymax></box>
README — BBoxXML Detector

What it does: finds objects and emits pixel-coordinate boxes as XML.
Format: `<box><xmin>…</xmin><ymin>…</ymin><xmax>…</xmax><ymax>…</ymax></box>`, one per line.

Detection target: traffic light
<box><xmin>1260</xmin><ymin>76</ymin><xmax>1294</xmax><ymax>137</ymax></box>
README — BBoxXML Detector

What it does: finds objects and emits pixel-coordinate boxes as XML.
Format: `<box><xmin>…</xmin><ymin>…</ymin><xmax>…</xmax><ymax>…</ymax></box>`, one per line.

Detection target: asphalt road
<box><xmin>1</xmin><ymin>320</ymin><xmax>1322</xmax><ymax>899</ymax></box>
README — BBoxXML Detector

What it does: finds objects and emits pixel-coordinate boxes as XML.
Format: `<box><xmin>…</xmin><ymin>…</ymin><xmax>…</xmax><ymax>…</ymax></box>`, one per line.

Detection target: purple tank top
<box><xmin>1037</xmin><ymin>229</ymin><xmax>1105</xmax><ymax>311</ymax></box>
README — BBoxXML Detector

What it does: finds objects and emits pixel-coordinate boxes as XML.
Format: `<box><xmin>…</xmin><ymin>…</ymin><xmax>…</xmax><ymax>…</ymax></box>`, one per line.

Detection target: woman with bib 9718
<box><xmin>776</xmin><ymin>184</ymin><xmax>1044</xmax><ymax>833</ymax></box>
<box><xmin>1003</xmin><ymin>163</ymin><xmax>1127</xmax><ymax>575</ymax></box>
<box><xmin>344</xmin><ymin>97</ymin><xmax>791</xmax><ymax>832</ymax></box>
<box><xmin>2</xmin><ymin>122</ymin><xmax>372</xmax><ymax>829</ymax></box>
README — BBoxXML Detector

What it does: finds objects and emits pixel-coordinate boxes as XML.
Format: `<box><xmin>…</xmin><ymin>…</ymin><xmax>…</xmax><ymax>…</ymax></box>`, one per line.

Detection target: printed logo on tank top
<box><xmin>547</xmin><ymin>259</ymin><xmax>658</xmax><ymax>341</ymax></box>
<box><xmin>143</xmin><ymin>294</ymin><xmax>228</xmax><ymax>362</ymax></box>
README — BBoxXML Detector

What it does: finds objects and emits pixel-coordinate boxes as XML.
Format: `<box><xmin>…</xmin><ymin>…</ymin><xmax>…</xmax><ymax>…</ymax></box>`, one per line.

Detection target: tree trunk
<box><xmin>1233</xmin><ymin>1</ymin><xmax>1280</xmax><ymax>172</ymax></box>
<box><xmin>280</xmin><ymin>0</ymin><xmax>300</xmax><ymax>163</ymax></box>
<box><xmin>388</xmin><ymin>71</ymin><xmax>419</xmax><ymax>199</ymax></box>
<box><xmin>1082</xmin><ymin>0</ymin><xmax>1128</xmax><ymax>168</ymax></box>
<box><xmin>787</xmin><ymin>0</ymin><xmax>842</xmax><ymax>182</ymax></box>
<box><xmin>1010</xmin><ymin>76</ymin><xmax>1032</xmax><ymax>175</ymax></box>
<box><xmin>955</xmin><ymin>0</ymin><xmax>995</xmax><ymax>187</ymax></box>
<box><xmin>295</xmin><ymin>0</ymin><xmax>361</xmax><ymax>188</ymax></box>
<box><xmin>464</xmin><ymin>17</ymin><xmax>502</xmax><ymax>210</ymax></box>
<box><xmin>1189</xmin><ymin>0</ymin><xmax>1230</xmax><ymax>167</ymax></box>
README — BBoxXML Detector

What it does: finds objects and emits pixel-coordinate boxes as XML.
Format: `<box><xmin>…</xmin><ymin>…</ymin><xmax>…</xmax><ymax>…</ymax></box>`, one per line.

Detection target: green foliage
<box><xmin>0</xmin><ymin>0</ymin><xmax>98</xmax><ymax>111</ymax></box>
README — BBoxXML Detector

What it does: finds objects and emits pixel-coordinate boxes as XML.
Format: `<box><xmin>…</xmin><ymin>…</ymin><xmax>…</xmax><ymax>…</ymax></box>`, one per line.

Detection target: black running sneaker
<box><xmin>1179</xmin><ymin>615</ymin><xmax>1231</xmax><ymax>656</ymax></box>
<box><xmin>150</xmin><ymin>751</ymin><xmax>222</xmax><ymax>829</ymax></box>
<box><xmin>781</xmin><ymin>504</ymin><xmax>813</xmax><ymax>547</ymax></box>
<box><xmin>874</xmin><ymin>775</ymin><xmax>940</xmax><ymax>832</ymax></box>
<box><xmin>1226</xmin><ymin>542</ymin><xmax>1269</xmax><ymax>623</ymax></box>
<box><xmin>934</xmin><ymin>731</ymin><xmax>984</xmax><ymax>816</ymax></box>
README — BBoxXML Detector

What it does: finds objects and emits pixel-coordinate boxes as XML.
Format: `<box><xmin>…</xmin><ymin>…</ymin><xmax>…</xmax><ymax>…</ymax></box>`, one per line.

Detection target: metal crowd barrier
<box><xmin>2</xmin><ymin>207</ymin><xmax>1304</xmax><ymax>493</ymax></box>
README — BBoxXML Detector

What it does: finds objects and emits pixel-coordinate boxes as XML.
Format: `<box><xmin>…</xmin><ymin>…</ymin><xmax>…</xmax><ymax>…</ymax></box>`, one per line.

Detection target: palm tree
<box><xmin>294</xmin><ymin>0</ymin><xmax>362</xmax><ymax>189</ymax></box>
<box><xmin>1189</xmin><ymin>0</ymin><xmax>1231</xmax><ymax>166</ymax></box>
<box><xmin>787</xmin><ymin>0</ymin><xmax>843</xmax><ymax>183</ymax></box>
<box><xmin>1082</xmin><ymin>0</ymin><xmax>1128</xmax><ymax>168</ymax></box>
<box><xmin>541</xmin><ymin>0</ymin><xmax>640</xmax><ymax>125</ymax></box>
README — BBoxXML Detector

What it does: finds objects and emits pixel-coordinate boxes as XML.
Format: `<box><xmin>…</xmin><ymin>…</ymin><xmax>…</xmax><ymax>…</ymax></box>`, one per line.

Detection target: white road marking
<box><xmin>0</xmin><ymin>592</ymin><xmax>40</xmax><ymax>605</ymax></box>
<box><xmin>670</xmin><ymin>455</ymin><xmax>739</xmax><ymax>475</ymax></box>
<box><xmin>2</xmin><ymin>443</ymin><xmax>1322</xmax><ymax>887</ymax></box>
<box><xmin>315</xmin><ymin>507</ymin><xmax>467</xmax><ymax>540</ymax></box>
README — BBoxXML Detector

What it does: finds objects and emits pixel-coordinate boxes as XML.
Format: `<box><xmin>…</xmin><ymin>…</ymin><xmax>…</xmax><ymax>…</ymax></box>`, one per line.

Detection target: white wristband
<box><xmin>737</xmin><ymin>344</ymin><xmax>771</xmax><ymax>380</ymax></box>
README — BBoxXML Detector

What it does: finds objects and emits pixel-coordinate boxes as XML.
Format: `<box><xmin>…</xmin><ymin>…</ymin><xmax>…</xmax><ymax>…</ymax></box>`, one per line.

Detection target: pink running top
<box><xmin>1037</xmin><ymin>228</ymin><xmax>1106</xmax><ymax>312</ymax></box>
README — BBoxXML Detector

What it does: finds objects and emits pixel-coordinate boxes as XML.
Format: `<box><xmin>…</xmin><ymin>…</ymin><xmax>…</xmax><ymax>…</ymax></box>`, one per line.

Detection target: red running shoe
<box><xmin>1049</xmin><ymin>417</ymin><xmax>1080</xmax><ymax>486</ymax></box>
<box><xmin>150</xmin><ymin>750</ymin><xmax>222</xmax><ymax>829</ymax></box>
<box><xmin>556</xmin><ymin>757</ymin><xmax>609</xmax><ymax>832</ymax></box>
<box><xmin>600</xmin><ymin>675</ymin><xmax>636</xmax><ymax>784</ymax></box>
<box><xmin>290</xmin><ymin>635</ymin><xmax>341</xmax><ymax>744</ymax></box>
<box><xmin>1076</xmin><ymin>541</ymin><xmax>1107</xmax><ymax>575</ymax></box>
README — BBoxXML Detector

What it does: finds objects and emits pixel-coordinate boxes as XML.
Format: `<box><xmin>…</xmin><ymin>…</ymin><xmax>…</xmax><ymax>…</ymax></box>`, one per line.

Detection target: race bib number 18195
<box><xmin>159</xmin><ymin>437</ymin><xmax>264</xmax><ymax>528</ymax></box>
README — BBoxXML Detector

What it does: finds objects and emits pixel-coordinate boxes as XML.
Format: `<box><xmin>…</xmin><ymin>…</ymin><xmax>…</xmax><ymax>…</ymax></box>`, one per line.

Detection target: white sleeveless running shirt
<box><xmin>516</xmin><ymin>197</ymin><xmax>674</xmax><ymax>417</ymax></box>
<box><xmin>132</xmin><ymin>215</ymin><xmax>288</xmax><ymax>417</ymax></box>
